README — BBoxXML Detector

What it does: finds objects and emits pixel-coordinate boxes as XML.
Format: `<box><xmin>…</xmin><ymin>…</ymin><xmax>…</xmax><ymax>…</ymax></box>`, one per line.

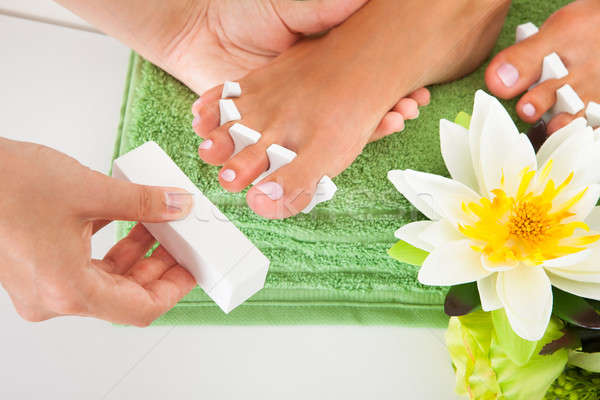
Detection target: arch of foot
<box><xmin>217</xmin><ymin>81</ymin><xmax>337</xmax><ymax>215</ymax></box>
<box><xmin>514</xmin><ymin>22</ymin><xmax>600</xmax><ymax>134</ymax></box>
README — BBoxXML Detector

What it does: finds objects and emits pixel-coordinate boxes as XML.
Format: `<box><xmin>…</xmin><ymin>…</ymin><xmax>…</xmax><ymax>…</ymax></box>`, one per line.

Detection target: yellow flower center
<box><xmin>459</xmin><ymin>161</ymin><xmax>600</xmax><ymax>266</ymax></box>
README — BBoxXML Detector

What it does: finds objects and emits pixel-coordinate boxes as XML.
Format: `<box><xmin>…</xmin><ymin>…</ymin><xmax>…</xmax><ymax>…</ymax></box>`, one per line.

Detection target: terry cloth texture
<box><xmin>113</xmin><ymin>0</ymin><xmax>569</xmax><ymax>325</ymax></box>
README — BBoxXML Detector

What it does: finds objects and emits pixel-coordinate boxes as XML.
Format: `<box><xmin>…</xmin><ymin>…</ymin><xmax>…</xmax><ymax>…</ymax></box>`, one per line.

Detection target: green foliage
<box><xmin>387</xmin><ymin>240</ymin><xmax>429</xmax><ymax>266</ymax></box>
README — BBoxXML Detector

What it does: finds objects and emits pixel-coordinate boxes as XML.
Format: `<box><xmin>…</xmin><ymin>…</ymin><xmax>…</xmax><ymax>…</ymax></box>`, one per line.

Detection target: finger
<box><xmin>80</xmin><ymin>170</ymin><xmax>194</xmax><ymax>222</ymax></box>
<box><xmin>83</xmin><ymin>262</ymin><xmax>195</xmax><ymax>327</ymax></box>
<box><xmin>274</xmin><ymin>0</ymin><xmax>369</xmax><ymax>34</ymax></box>
<box><xmin>102</xmin><ymin>223</ymin><xmax>157</xmax><ymax>274</ymax></box>
<box><xmin>125</xmin><ymin>245</ymin><xmax>177</xmax><ymax>286</ymax></box>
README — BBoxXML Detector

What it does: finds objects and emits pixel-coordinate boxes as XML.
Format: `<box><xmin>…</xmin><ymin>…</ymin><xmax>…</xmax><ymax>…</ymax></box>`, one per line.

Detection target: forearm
<box><xmin>54</xmin><ymin>0</ymin><xmax>205</xmax><ymax>66</ymax></box>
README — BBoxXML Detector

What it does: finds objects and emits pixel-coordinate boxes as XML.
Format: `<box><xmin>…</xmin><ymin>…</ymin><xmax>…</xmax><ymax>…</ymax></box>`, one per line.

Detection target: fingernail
<box><xmin>192</xmin><ymin>116</ymin><xmax>201</xmax><ymax>128</ymax></box>
<box><xmin>199</xmin><ymin>139</ymin><xmax>212</xmax><ymax>150</ymax></box>
<box><xmin>522</xmin><ymin>102</ymin><xmax>536</xmax><ymax>117</ymax></box>
<box><xmin>220</xmin><ymin>169</ymin><xmax>236</xmax><ymax>182</ymax></box>
<box><xmin>191</xmin><ymin>98</ymin><xmax>202</xmax><ymax>116</ymax></box>
<box><xmin>165</xmin><ymin>191</ymin><xmax>194</xmax><ymax>217</ymax></box>
<box><xmin>255</xmin><ymin>182</ymin><xmax>284</xmax><ymax>201</ymax></box>
<box><xmin>497</xmin><ymin>63</ymin><xmax>519</xmax><ymax>87</ymax></box>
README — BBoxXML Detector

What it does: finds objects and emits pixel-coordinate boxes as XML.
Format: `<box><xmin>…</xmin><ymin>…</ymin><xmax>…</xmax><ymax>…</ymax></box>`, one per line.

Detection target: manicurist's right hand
<box><xmin>0</xmin><ymin>138</ymin><xmax>196</xmax><ymax>326</ymax></box>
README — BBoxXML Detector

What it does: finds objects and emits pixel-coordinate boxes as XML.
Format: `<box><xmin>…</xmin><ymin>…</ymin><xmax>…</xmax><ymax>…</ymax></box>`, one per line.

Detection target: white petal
<box><xmin>549</xmin><ymin>272</ymin><xmax>600</xmax><ymax>300</ymax></box>
<box><xmin>545</xmin><ymin>245</ymin><xmax>600</xmax><ymax>283</ymax></box>
<box><xmin>543</xmin><ymin>249</ymin><xmax>593</xmax><ymax>268</ymax></box>
<box><xmin>536</xmin><ymin>117</ymin><xmax>588</xmax><ymax>166</ymax></box>
<box><xmin>496</xmin><ymin>267</ymin><xmax>553</xmax><ymax>341</ymax></box>
<box><xmin>540</xmin><ymin>126</ymin><xmax>600</xmax><ymax>190</ymax></box>
<box><xmin>479</xmin><ymin>102</ymin><xmax>536</xmax><ymax>196</ymax></box>
<box><xmin>481</xmin><ymin>254</ymin><xmax>517</xmax><ymax>272</ymax></box>
<box><xmin>440</xmin><ymin>119</ymin><xmax>478</xmax><ymax>191</ymax></box>
<box><xmin>477</xmin><ymin>274</ymin><xmax>502</xmax><ymax>311</ymax></box>
<box><xmin>403</xmin><ymin>169</ymin><xmax>480</xmax><ymax>226</ymax></box>
<box><xmin>586</xmin><ymin>207</ymin><xmax>600</xmax><ymax>231</ymax></box>
<box><xmin>559</xmin><ymin>184</ymin><xmax>600</xmax><ymax>223</ymax></box>
<box><xmin>419</xmin><ymin>219</ymin><xmax>464</xmax><ymax>249</ymax></box>
<box><xmin>394</xmin><ymin>221</ymin><xmax>434</xmax><ymax>252</ymax></box>
<box><xmin>469</xmin><ymin>90</ymin><xmax>495</xmax><ymax>193</ymax></box>
<box><xmin>388</xmin><ymin>170</ymin><xmax>441</xmax><ymax>220</ymax></box>
<box><xmin>418</xmin><ymin>239</ymin><xmax>491</xmax><ymax>286</ymax></box>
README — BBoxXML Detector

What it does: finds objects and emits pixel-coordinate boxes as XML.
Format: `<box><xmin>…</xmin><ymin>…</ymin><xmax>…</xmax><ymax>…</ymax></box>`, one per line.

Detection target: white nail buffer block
<box><xmin>229</xmin><ymin>123</ymin><xmax>261</xmax><ymax>156</ymax></box>
<box><xmin>586</xmin><ymin>101</ymin><xmax>600</xmax><ymax>127</ymax></box>
<box><xmin>515</xmin><ymin>22</ymin><xmax>538</xmax><ymax>43</ymax></box>
<box><xmin>221</xmin><ymin>81</ymin><xmax>242</xmax><ymax>99</ymax></box>
<box><xmin>112</xmin><ymin>141</ymin><xmax>270</xmax><ymax>313</ymax></box>
<box><xmin>551</xmin><ymin>84</ymin><xmax>585</xmax><ymax>116</ymax></box>
<box><xmin>219</xmin><ymin>99</ymin><xmax>241</xmax><ymax>126</ymax></box>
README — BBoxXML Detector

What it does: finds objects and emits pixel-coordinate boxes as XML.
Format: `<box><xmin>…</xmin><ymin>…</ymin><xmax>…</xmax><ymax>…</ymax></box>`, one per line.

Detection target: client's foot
<box><xmin>193</xmin><ymin>0</ymin><xmax>510</xmax><ymax>219</ymax></box>
<box><xmin>486</xmin><ymin>0</ymin><xmax>600</xmax><ymax>133</ymax></box>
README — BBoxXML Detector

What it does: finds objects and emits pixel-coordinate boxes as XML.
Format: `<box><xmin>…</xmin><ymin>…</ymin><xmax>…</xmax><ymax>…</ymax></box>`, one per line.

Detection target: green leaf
<box><xmin>568</xmin><ymin>350</ymin><xmax>600</xmax><ymax>373</ymax></box>
<box><xmin>491</xmin><ymin>309</ymin><xmax>537</xmax><ymax>366</ymax></box>
<box><xmin>444</xmin><ymin>283</ymin><xmax>481</xmax><ymax>316</ymax></box>
<box><xmin>553</xmin><ymin>287</ymin><xmax>600</xmax><ymax>329</ymax></box>
<box><xmin>387</xmin><ymin>240</ymin><xmax>429</xmax><ymax>266</ymax></box>
<box><xmin>491</xmin><ymin>317</ymin><xmax>567</xmax><ymax>400</ymax></box>
<box><xmin>454</xmin><ymin>111</ymin><xmax>471</xmax><ymax>129</ymax></box>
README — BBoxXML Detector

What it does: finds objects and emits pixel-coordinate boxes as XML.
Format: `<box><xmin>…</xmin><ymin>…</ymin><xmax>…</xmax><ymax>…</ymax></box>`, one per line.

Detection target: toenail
<box><xmin>193</xmin><ymin>116</ymin><xmax>201</xmax><ymax>128</ymax></box>
<box><xmin>522</xmin><ymin>103</ymin><xmax>536</xmax><ymax>117</ymax></box>
<box><xmin>497</xmin><ymin>63</ymin><xmax>519</xmax><ymax>87</ymax></box>
<box><xmin>192</xmin><ymin>98</ymin><xmax>202</xmax><ymax>116</ymax></box>
<box><xmin>255</xmin><ymin>181</ymin><xmax>284</xmax><ymax>201</ymax></box>
<box><xmin>199</xmin><ymin>139</ymin><xmax>212</xmax><ymax>150</ymax></box>
<box><xmin>220</xmin><ymin>169</ymin><xmax>236</xmax><ymax>182</ymax></box>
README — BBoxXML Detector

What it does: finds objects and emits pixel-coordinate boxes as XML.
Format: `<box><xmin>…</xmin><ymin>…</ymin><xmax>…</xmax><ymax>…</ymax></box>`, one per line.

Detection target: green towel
<box><xmin>113</xmin><ymin>0</ymin><xmax>568</xmax><ymax>326</ymax></box>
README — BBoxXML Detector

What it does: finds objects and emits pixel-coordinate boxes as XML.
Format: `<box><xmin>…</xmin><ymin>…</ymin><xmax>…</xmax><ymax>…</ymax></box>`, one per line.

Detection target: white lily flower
<box><xmin>388</xmin><ymin>90</ymin><xmax>600</xmax><ymax>341</ymax></box>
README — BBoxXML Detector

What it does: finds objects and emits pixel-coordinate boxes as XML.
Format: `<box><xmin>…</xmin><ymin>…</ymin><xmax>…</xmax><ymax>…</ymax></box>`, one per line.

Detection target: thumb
<box><xmin>274</xmin><ymin>0</ymin><xmax>369</xmax><ymax>35</ymax></box>
<box><xmin>80</xmin><ymin>171</ymin><xmax>194</xmax><ymax>222</ymax></box>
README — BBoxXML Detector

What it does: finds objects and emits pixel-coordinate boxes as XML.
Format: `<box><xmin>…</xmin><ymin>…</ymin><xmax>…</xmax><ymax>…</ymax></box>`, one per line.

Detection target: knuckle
<box><xmin>136</xmin><ymin>186</ymin><xmax>154</xmax><ymax>220</ymax></box>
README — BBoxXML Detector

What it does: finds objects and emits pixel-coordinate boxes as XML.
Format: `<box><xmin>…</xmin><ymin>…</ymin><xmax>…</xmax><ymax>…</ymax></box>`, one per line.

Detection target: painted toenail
<box><xmin>192</xmin><ymin>98</ymin><xmax>202</xmax><ymax>116</ymax></box>
<box><xmin>255</xmin><ymin>182</ymin><xmax>284</xmax><ymax>201</ymax></box>
<box><xmin>522</xmin><ymin>103</ymin><xmax>536</xmax><ymax>117</ymax></box>
<box><xmin>497</xmin><ymin>63</ymin><xmax>519</xmax><ymax>87</ymax></box>
<box><xmin>199</xmin><ymin>139</ymin><xmax>212</xmax><ymax>150</ymax></box>
<box><xmin>193</xmin><ymin>116</ymin><xmax>201</xmax><ymax>128</ymax></box>
<box><xmin>221</xmin><ymin>169</ymin><xmax>236</xmax><ymax>182</ymax></box>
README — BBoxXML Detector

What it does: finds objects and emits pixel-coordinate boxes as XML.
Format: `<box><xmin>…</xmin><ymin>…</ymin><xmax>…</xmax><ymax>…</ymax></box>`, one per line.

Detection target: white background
<box><xmin>0</xmin><ymin>2</ymin><xmax>460</xmax><ymax>398</ymax></box>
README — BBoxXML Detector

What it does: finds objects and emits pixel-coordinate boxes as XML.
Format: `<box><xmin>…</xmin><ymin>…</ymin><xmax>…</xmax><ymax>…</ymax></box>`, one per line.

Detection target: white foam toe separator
<box><xmin>551</xmin><ymin>84</ymin><xmax>585</xmax><ymax>116</ymax></box>
<box><xmin>302</xmin><ymin>176</ymin><xmax>337</xmax><ymax>214</ymax></box>
<box><xmin>515</xmin><ymin>22</ymin><xmax>538</xmax><ymax>43</ymax></box>
<box><xmin>219</xmin><ymin>99</ymin><xmax>241</xmax><ymax>126</ymax></box>
<box><xmin>538</xmin><ymin>52</ymin><xmax>568</xmax><ymax>85</ymax></box>
<box><xmin>585</xmin><ymin>101</ymin><xmax>600</xmax><ymax>127</ymax></box>
<box><xmin>229</xmin><ymin>123</ymin><xmax>261</xmax><ymax>156</ymax></box>
<box><xmin>222</xmin><ymin>81</ymin><xmax>242</xmax><ymax>99</ymax></box>
<box><xmin>252</xmin><ymin>144</ymin><xmax>297</xmax><ymax>185</ymax></box>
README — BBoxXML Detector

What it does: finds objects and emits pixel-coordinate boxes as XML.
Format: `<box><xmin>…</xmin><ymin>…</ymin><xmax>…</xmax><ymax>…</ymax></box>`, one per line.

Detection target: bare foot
<box><xmin>485</xmin><ymin>0</ymin><xmax>600</xmax><ymax>133</ymax></box>
<box><xmin>57</xmin><ymin>0</ymin><xmax>431</xmax><ymax>148</ymax></box>
<box><xmin>193</xmin><ymin>0</ymin><xmax>510</xmax><ymax>219</ymax></box>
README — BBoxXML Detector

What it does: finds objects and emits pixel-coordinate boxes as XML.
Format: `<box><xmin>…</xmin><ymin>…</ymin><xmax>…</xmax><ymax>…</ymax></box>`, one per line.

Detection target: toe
<box><xmin>191</xmin><ymin>84</ymin><xmax>223</xmax><ymax>118</ymax></box>
<box><xmin>547</xmin><ymin>111</ymin><xmax>583</xmax><ymax>134</ymax></box>
<box><xmin>197</xmin><ymin>124</ymin><xmax>235</xmax><ymax>166</ymax></box>
<box><xmin>485</xmin><ymin>34</ymin><xmax>553</xmax><ymax>99</ymax></box>
<box><xmin>246</xmin><ymin>155</ymin><xmax>326</xmax><ymax>219</ymax></box>
<box><xmin>515</xmin><ymin>77</ymin><xmax>567</xmax><ymax>123</ymax></box>
<box><xmin>193</xmin><ymin>100</ymin><xmax>221</xmax><ymax>139</ymax></box>
<box><xmin>218</xmin><ymin>141</ymin><xmax>270</xmax><ymax>192</ymax></box>
<box><xmin>408</xmin><ymin>87</ymin><xmax>430</xmax><ymax>106</ymax></box>
<box><xmin>394</xmin><ymin>98</ymin><xmax>419</xmax><ymax>120</ymax></box>
<box><xmin>370</xmin><ymin>111</ymin><xmax>405</xmax><ymax>143</ymax></box>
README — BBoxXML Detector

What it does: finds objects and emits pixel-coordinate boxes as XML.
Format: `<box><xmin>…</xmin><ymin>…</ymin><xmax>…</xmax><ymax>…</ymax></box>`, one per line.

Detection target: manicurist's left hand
<box><xmin>0</xmin><ymin>138</ymin><xmax>197</xmax><ymax>326</ymax></box>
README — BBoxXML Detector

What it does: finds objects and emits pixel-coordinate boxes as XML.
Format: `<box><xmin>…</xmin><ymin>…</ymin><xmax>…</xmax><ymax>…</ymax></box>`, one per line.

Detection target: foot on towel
<box><xmin>194</xmin><ymin>0</ymin><xmax>510</xmax><ymax>219</ymax></box>
<box><xmin>485</xmin><ymin>0</ymin><xmax>600</xmax><ymax>133</ymax></box>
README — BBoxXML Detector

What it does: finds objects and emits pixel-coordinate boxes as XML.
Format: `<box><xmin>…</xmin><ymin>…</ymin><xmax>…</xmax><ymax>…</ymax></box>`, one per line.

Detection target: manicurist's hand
<box><xmin>0</xmin><ymin>138</ymin><xmax>196</xmax><ymax>326</ymax></box>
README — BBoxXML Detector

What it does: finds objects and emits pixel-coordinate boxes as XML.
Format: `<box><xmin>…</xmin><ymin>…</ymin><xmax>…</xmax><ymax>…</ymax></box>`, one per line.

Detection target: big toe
<box><xmin>485</xmin><ymin>32</ymin><xmax>553</xmax><ymax>99</ymax></box>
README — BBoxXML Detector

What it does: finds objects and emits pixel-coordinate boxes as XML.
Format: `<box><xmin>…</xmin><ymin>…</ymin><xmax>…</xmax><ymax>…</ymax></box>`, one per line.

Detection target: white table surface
<box><xmin>0</xmin><ymin>3</ymin><xmax>460</xmax><ymax>399</ymax></box>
